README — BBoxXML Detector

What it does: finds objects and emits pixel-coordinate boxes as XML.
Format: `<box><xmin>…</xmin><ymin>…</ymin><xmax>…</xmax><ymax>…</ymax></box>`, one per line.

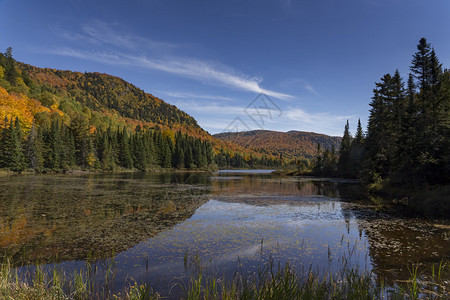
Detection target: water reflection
<box><xmin>0</xmin><ymin>171</ymin><xmax>448</xmax><ymax>297</ymax></box>
<box><xmin>0</xmin><ymin>173</ymin><xmax>211</xmax><ymax>265</ymax></box>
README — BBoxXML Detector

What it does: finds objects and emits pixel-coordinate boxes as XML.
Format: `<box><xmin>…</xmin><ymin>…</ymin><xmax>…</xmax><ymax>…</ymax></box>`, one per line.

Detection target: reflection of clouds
<box><xmin>216</xmin><ymin>243</ymin><xmax>265</xmax><ymax>264</ymax></box>
<box><xmin>110</xmin><ymin>193</ymin><xmax>372</xmax><ymax>295</ymax></box>
<box><xmin>197</xmin><ymin>199</ymin><xmax>344</xmax><ymax>224</ymax></box>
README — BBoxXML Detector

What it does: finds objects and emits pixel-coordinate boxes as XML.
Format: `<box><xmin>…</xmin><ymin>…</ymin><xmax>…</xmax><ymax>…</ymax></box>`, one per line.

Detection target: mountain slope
<box><xmin>214</xmin><ymin>130</ymin><xmax>341</xmax><ymax>160</ymax></box>
<box><xmin>1</xmin><ymin>51</ymin><xmax>333</xmax><ymax>168</ymax></box>
<box><xmin>16</xmin><ymin>63</ymin><xmax>207</xmax><ymax>135</ymax></box>
<box><xmin>0</xmin><ymin>52</ymin><xmax>277</xmax><ymax>164</ymax></box>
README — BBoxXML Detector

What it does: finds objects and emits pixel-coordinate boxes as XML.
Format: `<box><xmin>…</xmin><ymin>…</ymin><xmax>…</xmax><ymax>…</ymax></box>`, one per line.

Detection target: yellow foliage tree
<box><xmin>0</xmin><ymin>87</ymin><xmax>63</xmax><ymax>130</ymax></box>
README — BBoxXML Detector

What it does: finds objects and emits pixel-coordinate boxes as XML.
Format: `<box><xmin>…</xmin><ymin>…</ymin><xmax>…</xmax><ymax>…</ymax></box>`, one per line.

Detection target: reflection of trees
<box><xmin>212</xmin><ymin>177</ymin><xmax>342</xmax><ymax>198</ymax></box>
<box><xmin>340</xmin><ymin>201</ymin><xmax>450</xmax><ymax>285</ymax></box>
<box><xmin>213</xmin><ymin>175</ymin><xmax>449</xmax><ymax>286</ymax></box>
<box><xmin>310</xmin><ymin>181</ymin><xmax>340</xmax><ymax>198</ymax></box>
<box><xmin>0</xmin><ymin>173</ymin><xmax>211</xmax><ymax>266</ymax></box>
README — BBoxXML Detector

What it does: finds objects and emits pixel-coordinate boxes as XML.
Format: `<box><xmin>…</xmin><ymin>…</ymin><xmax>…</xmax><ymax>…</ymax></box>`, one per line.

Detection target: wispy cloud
<box><xmin>48</xmin><ymin>21</ymin><xmax>293</xmax><ymax>100</ymax></box>
<box><xmin>173</xmin><ymin>100</ymin><xmax>351</xmax><ymax>136</ymax></box>
<box><xmin>81</xmin><ymin>20</ymin><xmax>178</xmax><ymax>51</ymax></box>
<box><xmin>48</xmin><ymin>47</ymin><xmax>294</xmax><ymax>100</ymax></box>
<box><xmin>160</xmin><ymin>91</ymin><xmax>235</xmax><ymax>102</ymax></box>
<box><xmin>302</xmin><ymin>81</ymin><xmax>320</xmax><ymax>97</ymax></box>
<box><xmin>285</xmin><ymin>107</ymin><xmax>354</xmax><ymax>136</ymax></box>
<box><xmin>280</xmin><ymin>77</ymin><xmax>321</xmax><ymax>97</ymax></box>
<box><xmin>172</xmin><ymin>101</ymin><xmax>251</xmax><ymax>116</ymax></box>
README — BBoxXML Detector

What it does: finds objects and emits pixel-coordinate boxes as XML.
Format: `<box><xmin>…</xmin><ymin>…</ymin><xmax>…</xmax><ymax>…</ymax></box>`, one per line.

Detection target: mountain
<box><xmin>0</xmin><ymin>50</ymin><xmax>285</xmax><ymax>172</ymax></box>
<box><xmin>214</xmin><ymin>130</ymin><xmax>341</xmax><ymax>160</ymax></box>
<box><xmin>14</xmin><ymin>62</ymin><xmax>208</xmax><ymax>137</ymax></box>
<box><xmin>0</xmin><ymin>49</ymin><xmax>337</xmax><ymax>171</ymax></box>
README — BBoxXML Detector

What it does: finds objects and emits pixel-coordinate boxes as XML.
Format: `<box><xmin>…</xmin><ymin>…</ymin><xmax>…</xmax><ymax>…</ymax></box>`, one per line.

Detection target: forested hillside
<box><xmin>0</xmin><ymin>48</ymin><xmax>283</xmax><ymax>172</ymax></box>
<box><xmin>7</xmin><ymin>57</ymin><xmax>204</xmax><ymax>136</ymax></box>
<box><xmin>215</xmin><ymin>130</ymin><xmax>341</xmax><ymax>160</ymax></box>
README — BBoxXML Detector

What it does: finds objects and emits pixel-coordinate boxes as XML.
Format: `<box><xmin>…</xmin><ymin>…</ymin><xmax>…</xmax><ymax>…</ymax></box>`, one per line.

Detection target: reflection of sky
<box><xmin>111</xmin><ymin>196</ymin><xmax>371</xmax><ymax>297</ymax></box>
<box><xmin>8</xmin><ymin>173</ymin><xmax>371</xmax><ymax>298</ymax></box>
<box><xmin>6</xmin><ymin>172</ymin><xmax>449</xmax><ymax>298</ymax></box>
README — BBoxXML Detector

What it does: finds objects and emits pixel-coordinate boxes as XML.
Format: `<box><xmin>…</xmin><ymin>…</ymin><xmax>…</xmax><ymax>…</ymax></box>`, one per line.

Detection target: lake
<box><xmin>0</xmin><ymin>170</ymin><xmax>449</xmax><ymax>297</ymax></box>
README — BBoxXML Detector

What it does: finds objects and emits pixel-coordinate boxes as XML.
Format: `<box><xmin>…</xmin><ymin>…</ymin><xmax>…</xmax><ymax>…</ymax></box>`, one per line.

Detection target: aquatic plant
<box><xmin>0</xmin><ymin>252</ymin><xmax>448</xmax><ymax>299</ymax></box>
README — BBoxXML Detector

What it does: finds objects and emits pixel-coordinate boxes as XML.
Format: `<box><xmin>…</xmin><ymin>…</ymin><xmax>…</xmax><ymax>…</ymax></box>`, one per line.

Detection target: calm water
<box><xmin>0</xmin><ymin>171</ymin><xmax>449</xmax><ymax>297</ymax></box>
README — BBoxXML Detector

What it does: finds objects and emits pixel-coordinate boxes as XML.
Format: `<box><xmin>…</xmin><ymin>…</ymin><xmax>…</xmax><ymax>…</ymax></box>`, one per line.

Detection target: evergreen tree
<box><xmin>70</xmin><ymin>113</ymin><xmax>90</xmax><ymax>166</ymax></box>
<box><xmin>4</xmin><ymin>47</ymin><xmax>18</xmax><ymax>86</ymax></box>
<box><xmin>132</xmin><ymin>132</ymin><xmax>148</xmax><ymax>171</ymax></box>
<box><xmin>363</xmin><ymin>74</ymin><xmax>400</xmax><ymax>182</ymax></box>
<box><xmin>408</xmin><ymin>38</ymin><xmax>443</xmax><ymax>183</ymax></box>
<box><xmin>117</xmin><ymin>128</ymin><xmax>133</xmax><ymax>169</ymax></box>
<box><xmin>338</xmin><ymin>120</ymin><xmax>353</xmax><ymax>177</ymax></box>
<box><xmin>392</xmin><ymin>73</ymin><xmax>418</xmax><ymax>183</ymax></box>
<box><xmin>185</xmin><ymin>142</ymin><xmax>194</xmax><ymax>169</ymax></box>
<box><xmin>173</xmin><ymin>132</ymin><xmax>185</xmax><ymax>168</ymax></box>
<box><xmin>313</xmin><ymin>143</ymin><xmax>322</xmax><ymax>174</ymax></box>
<box><xmin>44</xmin><ymin>119</ymin><xmax>63</xmax><ymax>170</ymax></box>
<box><xmin>435</xmin><ymin>70</ymin><xmax>450</xmax><ymax>183</ymax></box>
<box><xmin>0</xmin><ymin>118</ymin><xmax>26</xmax><ymax>172</ymax></box>
<box><xmin>26</xmin><ymin>123</ymin><xmax>44</xmax><ymax>173</ymax></box>
<box><xmin>350</xmin><ymin>119</ymin><xmax>364</xmax><ymax>176</ymax></box>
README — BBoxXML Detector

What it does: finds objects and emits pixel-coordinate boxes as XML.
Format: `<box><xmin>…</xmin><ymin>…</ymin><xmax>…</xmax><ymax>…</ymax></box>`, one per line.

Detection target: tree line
<box><xmin>215</xmin><ymin>149</ymin><xmax>283</xmax><ymax>169</ymax></box>
<box><xmin>0</xmin><ymin>117</ymin><xmax>216</xmax><ymax>173</ymax></box>
<box><xmin>312</xmin><ymin>38</ymin><xmax>450</xmax><ymax>187</ymax></box>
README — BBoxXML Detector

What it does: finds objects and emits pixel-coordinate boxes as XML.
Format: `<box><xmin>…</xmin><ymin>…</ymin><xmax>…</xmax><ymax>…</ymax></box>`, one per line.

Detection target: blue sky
<box><xmin>1</xmin><ymin>0</ymin><xmax>449</xmax><ymax>136</ymax></box>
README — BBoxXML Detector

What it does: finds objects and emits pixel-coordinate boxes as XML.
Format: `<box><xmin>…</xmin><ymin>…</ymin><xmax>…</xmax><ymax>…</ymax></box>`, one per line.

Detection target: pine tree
<box><xmin>173</xmin><ymin>132</ymin><xmax>185</xmax><ymax>168</ymax></box>
<box><xmin>338</xmin><ymin>120</ymin><xmax>353</xmax><ymax>177</ymax></box>
<box><xmin>185</xmin><ymin>143</ymin><xmax>194</xmax><ymax>169</ymax></box>
<box><xmin>350</xmin><ymin>119</ymin><xmax>364</xmax><ymax>176</ymax></box>
<box><xmin>70</xmin><ymin>113</ymin><xmax>90</xmax><ymax>165</ymax></box>
<box><xmin>408</xmin><ymin>38</ymin><xmax>443</xmax><ymax>183</ymax></box>
<box><xmin>4</xmin><ymin>47</ymin><xmax>18</xmax><ymax>86</ymax></box>
<box><xmin>363</xmin><ymin>74</ymin><xmax>401</xmax><ymax>182</ymax></box>
<box><xmin>132</xmin><ymin>132</ymin><xmax>148</xmax><ymax>171</ymax></box>
<box><xmin>117</xmin><ymin>128</ymin><xmax>133</xmax><ymax>169</ymax></box>
<box><xmin>392</xmin><ymin>73</ymin><xmax>418</xmax><ymax>183</ymax></box>
<box><xmin>313</xmin><ymin>143</ymin><xmax>322</xmax><ymax>174</ymax></box>
<box><xmin>45</xmin><ymin>119</ymin><xmax>63</xmax><ymax>170</ymax></box>
<box><xmin>0</xmin><ymin>117</ymin><xmax>27</xmax><ymax>173</ymax></box>
<box><xmin>26</xmin><ymin>123</ymin><xmax>44</xmax><ymax>173</ymax></box>
<box><xmin>435</xmin><ymin>70</ymin><xmax>450</xmax><ymax>183</ymax></box>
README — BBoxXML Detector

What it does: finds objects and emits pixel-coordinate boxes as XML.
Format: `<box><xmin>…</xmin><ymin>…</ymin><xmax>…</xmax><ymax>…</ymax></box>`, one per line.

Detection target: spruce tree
<box><xmin>350</xmin><ymin>119</ymin><xmax>364</xmax><ymax>176</ymax></box>
<box><xmin>26</xmin><ymin>123</ymin><xmax>44</xmax><ymax>173</ymax></box>
<box><xmin>117</xmin><ymin>128</ymin><xmax>133</xmax><ymax>169</ymax></box>
<box><xmin>4</xmin><ymin>47</ymin><xmax>18</xmax><ymax>86</ymax></box>
<box><xmin>173</xmin><ymin>132</ymin><xmax>185</xmax><ymax>168</ymax></box>
<box><xmin>0</xmin><ymin>117</ymin><xmax>27</xmax><ymax>173</ymax></box>
<box><xmin>338</xmin><ymin>120</ymin><xmax>353</xmax><ymax>177</ymax></box>
<box><xmin>313</xmin><ymin>143</ymin><xmax>322</xmax><ymax>174</ymax></box>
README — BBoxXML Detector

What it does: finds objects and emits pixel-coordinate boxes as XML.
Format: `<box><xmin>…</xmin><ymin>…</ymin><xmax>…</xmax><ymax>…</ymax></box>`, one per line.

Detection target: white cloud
<box><xmin>160</xmin><ymin>91</ymin><xmax>235</xmax><ymax>102</ymax></box>
<box><xmin>173</xmin><ymin>101</ymin><xmax>351</xmax><ymax>136</ymax></box>
<box><xmin>120</xmin><ymin>53</ymin><xmax>294</xmax><ymax>100</ymax></box>
<box><xmin>49</xmin><ymin>21</ymin><xmax>294</xmax><ymax>100</ymax></box>
<box><xmin>280</xmin><ymin>77</ymin><xmax>321</xmax><ymax>97</ymax></box>
<box><xmin>285</xmin><ymin>107</ymin><xmax>354</xmax><ymax>136</ymax></box>
<box><xmin>81</xmin><ymin>20</ymin><xmax>178</xmax><ymax>51</ymax></box>
<box><xmin>172</xmin><ymin>101</ymin><xmax>247</xmax><ymax>116</ymax></box>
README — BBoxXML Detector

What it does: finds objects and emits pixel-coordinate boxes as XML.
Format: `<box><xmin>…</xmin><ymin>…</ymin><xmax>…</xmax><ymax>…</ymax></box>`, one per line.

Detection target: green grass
<box><xmin>0</xmin><ymin>256</ymin><xmax>448</xmax><ymax>299</ymax></box>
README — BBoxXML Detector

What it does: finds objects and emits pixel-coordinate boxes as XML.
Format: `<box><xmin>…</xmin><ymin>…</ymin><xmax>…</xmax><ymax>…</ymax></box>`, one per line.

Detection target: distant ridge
<box><xmin>214</xmin><ymin>130</ymin><xmax>341</xmax><ymax>160</ymax></box>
